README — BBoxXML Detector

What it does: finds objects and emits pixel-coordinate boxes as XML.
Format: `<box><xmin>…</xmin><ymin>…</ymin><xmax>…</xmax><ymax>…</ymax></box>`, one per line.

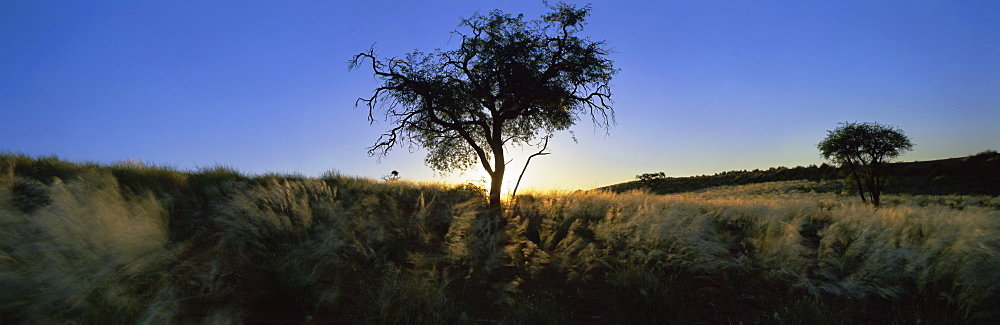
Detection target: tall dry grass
<box><xmin>2</xmin><ymin>154</ymin><xmax>998</xmax><ymax>323</ymax></box>
<box><xmin>0</xmin><ymin>171</ymin><xmax>173</xmax><ymax>323</ymax></box>
<box><xmin>512</xmin><ymin>181</ymin><xmax>1000</xmax><ymax>322</ymax></box>
<box><xmin>0</xmin><ymin>154</ymin><xmax>487</xmax><ymax>323</ymax></box>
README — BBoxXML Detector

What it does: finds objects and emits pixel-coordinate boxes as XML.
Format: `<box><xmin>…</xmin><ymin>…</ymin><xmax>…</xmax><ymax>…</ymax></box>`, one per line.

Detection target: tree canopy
<box><xmin>349</xmin><ymin>2</ymin><xmax>616</xmax><ymax>209</ymax></box>
<box><xmin>818</xmin><ymin>121</ymin><xmax>913</xmax><ymax>206</ymax></box>
<box><xmin>636</xmin><ymin>172</ymin><xmax>666</xmax><ymax>189</ymax></box>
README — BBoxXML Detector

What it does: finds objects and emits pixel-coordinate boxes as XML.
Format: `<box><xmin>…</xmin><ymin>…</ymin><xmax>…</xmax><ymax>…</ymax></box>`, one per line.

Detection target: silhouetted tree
<box><xmin>636</xmin><ymin>172</ymin><xmax>665</xmax><ymax>189</ymax></box>
<box><xmin>381</xmin><ymin>170</ymin><xmax>400</xmax><ymax>182</ymax></box>
<box><xmin>350</xmin><ymin>2</ymin><xmax>616</xmax><ymax>212</ymax></box>
<box><xmin>818</xmin><ymin>122</ymin><xmax>913</xmax><ymax>207</ymax></box>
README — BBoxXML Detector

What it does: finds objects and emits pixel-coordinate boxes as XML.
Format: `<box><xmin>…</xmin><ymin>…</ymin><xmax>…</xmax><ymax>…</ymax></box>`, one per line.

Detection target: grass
<box><xmin>606</xmin><ymin>150</ymin><xmax>1000</xmax><ymax>196</ymax></box>
<box><xmin>1</xmin><ymin>153</ymin><xmax>998</xmax><ymax>323</ymax></box>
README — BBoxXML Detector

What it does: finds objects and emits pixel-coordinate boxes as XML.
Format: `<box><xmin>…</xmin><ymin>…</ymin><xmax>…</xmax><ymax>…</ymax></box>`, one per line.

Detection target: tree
<box><xmin>818</xmin><ymin>122</ymin><xmax>913</xmax><ymax>207</ymax></box>
<box><xmin>636</xmin><ymin>172</ymin><xmax>665</xmax><ymax>189</ymax></box>
<box><xmin>350</xmin><ymin>2</ymin><xmax>616</xmax><ymax>211</ymax></box>
<box><xmin>381</xmin><ymin>170</ymin><xmax>400</xmax><ymax>182</ymax></box>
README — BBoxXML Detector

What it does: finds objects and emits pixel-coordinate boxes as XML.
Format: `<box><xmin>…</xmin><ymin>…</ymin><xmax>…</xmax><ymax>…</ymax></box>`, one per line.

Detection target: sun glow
<box><xmin>436</xmin><ymin>157</ymin><xmax>554</xmax><ymax>197</ymax></box>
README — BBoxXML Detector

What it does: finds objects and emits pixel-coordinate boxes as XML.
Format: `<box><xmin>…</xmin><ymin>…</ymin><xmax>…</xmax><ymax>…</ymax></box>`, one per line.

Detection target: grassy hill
<box><xmin>2</xmin><ymin>152</ymin><xmax>998</xmax><ymax>323</ymax></box>
<box><xmin>602</xmin><ymin>150</ymin><xmax>1000</xmax><ymax>196</ymax></box>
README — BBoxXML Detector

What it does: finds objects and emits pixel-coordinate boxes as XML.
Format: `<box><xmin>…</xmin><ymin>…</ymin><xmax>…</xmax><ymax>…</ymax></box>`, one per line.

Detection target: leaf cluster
<box><xmin>349</xmin><ymin>2</ymin><xmax>616</xmax><ymax>175</ymax></box>
<box><xmin>818</xmin><ymin>122</ymin><xmax>913</xmax><ymax>166</ymax></box>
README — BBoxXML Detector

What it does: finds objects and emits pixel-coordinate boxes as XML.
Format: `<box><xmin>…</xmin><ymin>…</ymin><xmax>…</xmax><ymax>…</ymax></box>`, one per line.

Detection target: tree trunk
<box><xmin>489</xmin><ymin>166</ymin><xmax>505</xmax><ymax>211</ymax></box>
<box><xmin>854</xmin><ymin>175</ymin><xmax>867</xmax><ymax>203</ymax></box>
<box><xmin>866</xmin><ymin>176</ymin><xmax>878</xmax><ymax>207</ymax></box>
<box><xmin>870</xmin><ymin>163</ymin><xmax>882</xmax><ymax>207</ymax></box>
<box><xmin>846</xmin><ymin>162</ymin><xmax>867</xmax><ymax>204</ymax></box>
<box><xmin>488</xmin><ymin>122</ymin><xmax>506</xmax><ymax>212</ymax></box>
<box><xmin>471</xmin><ymin>147</ymin><xmax>505</xmax><ymax>279</ymax></box>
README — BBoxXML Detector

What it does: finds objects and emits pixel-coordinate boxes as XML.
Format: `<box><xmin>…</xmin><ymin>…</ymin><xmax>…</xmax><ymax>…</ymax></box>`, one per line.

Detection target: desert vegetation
<box><xmin>615</xmin><ymin>150</ymin><xmax>1000</xmax><ymax>197</ymax></box>
<box><xmin>2</xmin><ymin>153</ymin><xmax>998</xmax><ymax>323</ymax></box>
<box><xmin>818</xmin><ymin>121</ymin><xmax>914</xmax><ymax>207</ymax></box>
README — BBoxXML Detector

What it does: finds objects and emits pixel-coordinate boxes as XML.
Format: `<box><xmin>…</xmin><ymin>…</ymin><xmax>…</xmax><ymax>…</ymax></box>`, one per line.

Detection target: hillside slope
<box><xmin>2</xmin><ymin>153</ymin><xmax>999</xmax><ymax>323</ymax></box>
<box><xmin>602</xmin><ymin>151</ymin><xmax>1000</xmax><ymax>196</ymax></box>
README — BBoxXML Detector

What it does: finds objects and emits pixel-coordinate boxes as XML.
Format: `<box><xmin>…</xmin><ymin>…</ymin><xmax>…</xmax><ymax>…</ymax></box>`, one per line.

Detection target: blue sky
<box><xmin>2</xmin><ymin>0</ymin><xmax>998</xmax><ymax>192</ymax></box>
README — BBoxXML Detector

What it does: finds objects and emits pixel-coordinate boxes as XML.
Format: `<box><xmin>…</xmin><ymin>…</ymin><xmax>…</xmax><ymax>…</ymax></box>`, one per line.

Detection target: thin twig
<box><xmin>511</xmin><ymin>135</ymin><xmax>551</xmax><ymax>201</ymax></box>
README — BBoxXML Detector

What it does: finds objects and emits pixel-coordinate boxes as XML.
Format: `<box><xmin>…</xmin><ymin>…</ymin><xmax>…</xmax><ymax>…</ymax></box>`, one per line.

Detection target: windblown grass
<box><xmin>514</xmin><ymin>182</ymin><xmax>999</xmax><ymax>322</ymax></box>
<box><xmin>1</xmin><ymin>153</ymin><xmax>997</xmax><ymax>323</ymax></box>
<box><xmin>0</xmin><ymin>171</ymin><xmax>173</xmax><ymax>323</ymax></box>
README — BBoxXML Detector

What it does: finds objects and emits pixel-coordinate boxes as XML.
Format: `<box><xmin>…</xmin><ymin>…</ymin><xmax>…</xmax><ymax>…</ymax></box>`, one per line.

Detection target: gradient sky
<box><xmin>3</xmin><ymin>0</ymin><xmax>998</xmax><ymax>192</ymax></box>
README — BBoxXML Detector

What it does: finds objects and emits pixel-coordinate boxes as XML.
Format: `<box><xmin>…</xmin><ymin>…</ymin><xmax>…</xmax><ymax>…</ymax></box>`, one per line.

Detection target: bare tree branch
<box><xmin>511</xmin><ymin>135</ymin><xmax>552</xmax><ymax>200</ymax></box>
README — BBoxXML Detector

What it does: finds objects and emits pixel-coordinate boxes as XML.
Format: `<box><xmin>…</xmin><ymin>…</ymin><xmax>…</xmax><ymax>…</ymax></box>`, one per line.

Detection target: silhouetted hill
<box><xmin>601</xmin><ymin>150</ymin><xmax>1000</xmax><ymax>196</ymax></box>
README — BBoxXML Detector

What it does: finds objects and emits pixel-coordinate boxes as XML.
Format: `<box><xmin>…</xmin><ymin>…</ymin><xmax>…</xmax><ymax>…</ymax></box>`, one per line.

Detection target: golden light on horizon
<box><xmin>435</xmin><ymin>159</ymin><xmax>559</xmax><ymax>197</ymax></box>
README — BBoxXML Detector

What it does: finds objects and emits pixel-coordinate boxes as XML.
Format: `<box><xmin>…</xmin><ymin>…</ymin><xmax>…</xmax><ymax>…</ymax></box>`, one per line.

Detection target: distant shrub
<box><xmin>964</xmin><ymin>149</ymin><xmax>999</xmax><ymax>165</ymax></box>
<box><xmin>0</xmin><ymin>153</ymin><xmax>92</xmax><ymax>184</ymax></box>
<box><xmin>636</xmin><ymin>172</ymin><xmax>666</xmax><ymax>189</ymax></box>
<box><xmin>970</xmin><ymin>149</ymin><xmax>998</xmax><ymax>158</ymax></box>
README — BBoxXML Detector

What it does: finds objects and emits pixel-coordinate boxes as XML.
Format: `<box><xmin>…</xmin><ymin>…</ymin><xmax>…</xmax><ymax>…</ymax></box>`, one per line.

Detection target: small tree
<box><xmin>381</xmin><ymin>170</ymin><xmax>400</xmax><ymax>182</ymax></box>
<box><xmin>818</xmin><ymin>122</ymin><xmax>913</xmax><ymax>207</ymax></box>
<box><xmin>350</xmin><ymin>2</ymin><xmax>616</xmax><ymax>212</ymax></box>
<box><xmin>636</xmin><ymin>172</ymin><xmax>665</xmax><ymax>189</ymax></box>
